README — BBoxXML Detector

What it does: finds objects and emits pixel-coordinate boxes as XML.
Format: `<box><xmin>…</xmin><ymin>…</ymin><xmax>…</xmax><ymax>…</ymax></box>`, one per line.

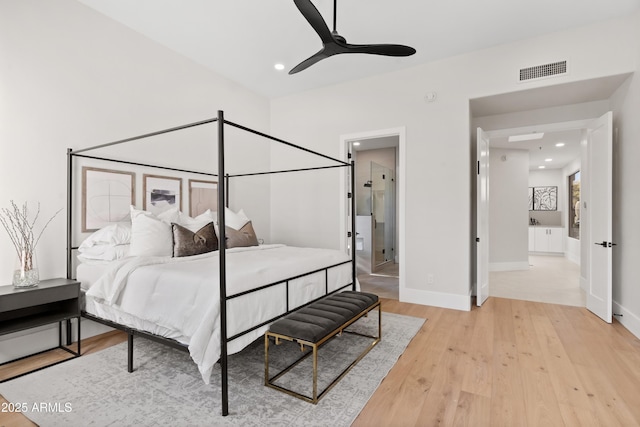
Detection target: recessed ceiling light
<box><xmin>538</xmin><ymin>166</ymin><xmax>546</xmax><ymax>169</ymax></box>
<box><xmin>274</xmin><ymin>63</ymin><xmax>285</xmax><ymax>71</ymax></box>
<box><xmin>508</xmin><ymin>132</ymin><xmax>544</xmax><ymax>142</ymax></box>
<box><xmin>555</xmin><ymin>142</ymin><xmax>565</xmax><ymax>147</ymax></box>
<box><xmin>353</xmin><ymin>142</ymin><xmax>360</xmax><ymax>146</ymax></box>
<box><xmin>545</xmin><ymin>158</ymin><xmax>553</xmax><ymax>162</ymax></box>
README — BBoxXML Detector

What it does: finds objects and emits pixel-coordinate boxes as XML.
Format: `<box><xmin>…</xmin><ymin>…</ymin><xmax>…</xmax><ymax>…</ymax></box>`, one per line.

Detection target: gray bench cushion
<box><xmin>269</xmin><ymin>291</ymin><xmax>379</xmax><ymax>343</ymax></box>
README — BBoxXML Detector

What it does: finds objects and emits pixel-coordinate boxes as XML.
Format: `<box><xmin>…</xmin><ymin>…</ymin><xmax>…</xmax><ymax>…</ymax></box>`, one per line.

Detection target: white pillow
<box><xmin>129</xmin><ymin>206</ymin><xmax>178</xmax><ymax>257</ymax></box>
<box><xmin>130</xmin><ymin>205</ymin><xmax>179</xmax><ymax>223</ymax></box>
<box><xmin>79</xmin><ymin>223</ymin><xmax>132</xmax><ymax>249</ymax></box>
<box><xmin>77</xmin><ymin>244</ymin><xmax>130</xmax><ymax>261</ymax></box>
<box><xmin>179</xmin><ymin>210</ymin><xmax>217</xmax><ymax>233</ymax></box>
<box><xmin>224</xmin><ymin>207</ymin><xmax>250</xmax><ymax>230</ymax></box>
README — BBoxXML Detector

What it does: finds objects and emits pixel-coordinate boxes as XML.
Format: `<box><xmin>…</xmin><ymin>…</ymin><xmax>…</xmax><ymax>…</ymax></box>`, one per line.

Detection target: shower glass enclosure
<box><xmin>371</xmin><ymin>162</ymin><xmax>395</xmax><ymax>268</ymax></box>
<box><xmin>355</xmin><ymin>160</ymin><xmax>395</xmax><ymax>272</ymax></box>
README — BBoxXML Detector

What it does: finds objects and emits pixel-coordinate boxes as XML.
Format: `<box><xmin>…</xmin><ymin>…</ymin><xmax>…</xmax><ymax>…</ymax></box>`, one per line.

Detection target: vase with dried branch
<box><xmin>0</xmin><ymin>201</ymin><xmax>62</xmax><ymax>288</ymax></box>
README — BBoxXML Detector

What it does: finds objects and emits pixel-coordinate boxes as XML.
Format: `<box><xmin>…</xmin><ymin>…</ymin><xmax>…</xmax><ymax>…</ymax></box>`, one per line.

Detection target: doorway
<box><xmin>341</xmin><ymin>129</ymin><xmax>405</xmax><ymax>301</ymax></box>
<box><xmin>470</xmin><ymin>74</ymin><xmax>626</xmax><ymax>318</ymax></box>
<box><xmin>475</xmin><ymin>109</ymin><xmax>615</xmax><ymax>322</ymax></box>
<box><xmin>487</xmin><ymin>125</ymin><xmax>585</xmax><ymax>307</ymax></box>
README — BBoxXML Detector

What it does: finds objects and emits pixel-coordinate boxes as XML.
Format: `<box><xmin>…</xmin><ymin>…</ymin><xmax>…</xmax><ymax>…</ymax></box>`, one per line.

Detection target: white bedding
<box><xmin>84</xmin><ymin>244</ymin><xmax>354</xmax><ymax>383</ymax></box>
<box><xmin>77</xmin><ymin>262</ymin><xmax>110</xmax><ymax>291</ymax></box>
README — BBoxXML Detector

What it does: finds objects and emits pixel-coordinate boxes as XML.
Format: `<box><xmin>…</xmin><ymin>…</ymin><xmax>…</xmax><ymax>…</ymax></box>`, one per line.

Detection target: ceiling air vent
<box><xmin>519</xmin><ymin>60</ymin><xmax>568</xmax><ymax>82</ymax></box>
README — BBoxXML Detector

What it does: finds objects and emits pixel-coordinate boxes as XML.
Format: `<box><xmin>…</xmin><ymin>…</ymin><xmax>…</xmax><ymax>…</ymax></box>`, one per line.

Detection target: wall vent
<box><xmin>519</xmin><ymin>60</ymin><xmax>567</xmax><ymax>82</ymax></box>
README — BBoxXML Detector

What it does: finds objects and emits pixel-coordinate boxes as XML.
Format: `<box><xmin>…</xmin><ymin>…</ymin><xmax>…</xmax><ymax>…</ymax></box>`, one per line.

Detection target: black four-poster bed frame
<box><xmin>65</xmin><ymin>110</ymin><xmax>357</xmax><ymax>416</ymax></box>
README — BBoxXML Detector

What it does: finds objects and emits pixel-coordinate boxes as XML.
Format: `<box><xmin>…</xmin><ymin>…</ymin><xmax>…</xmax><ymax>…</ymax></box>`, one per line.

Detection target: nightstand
<box><xmin>0</xmin><ymin>278</ymin><xmax>81</xmax><ymax>382</ymax></box>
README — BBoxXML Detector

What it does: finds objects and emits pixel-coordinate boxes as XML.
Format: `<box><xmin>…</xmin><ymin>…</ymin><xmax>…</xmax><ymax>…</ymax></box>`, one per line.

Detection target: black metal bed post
<box><xmin>66</xmin><ymin>149</ymin><xmax>73</xmax><ymax>280</ymax></box>
<box><xmin>350</xmin><ymin>161</ymin><xmax>356</xmax><ymax>290</ymax></box>
<box><xmin>225</xmin><ymin>174</ymin><xmax>230</xmax><ymax>208</ymax></box>
<box><xmin>217</xmin><ymin>110</ymin><xmax>229</xmax><ymax>417</ymax></box>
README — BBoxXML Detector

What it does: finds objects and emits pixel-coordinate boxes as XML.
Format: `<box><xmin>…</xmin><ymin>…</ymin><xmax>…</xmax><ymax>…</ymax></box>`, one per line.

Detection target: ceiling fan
<box><xmin>290</xmin><ymin>0</ymin><xmax>416</xmax><ymax>74</ymax></box>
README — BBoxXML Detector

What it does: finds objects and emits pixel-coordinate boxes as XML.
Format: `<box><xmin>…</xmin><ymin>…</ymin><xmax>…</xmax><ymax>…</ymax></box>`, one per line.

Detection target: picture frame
<box><xmin>189</xmin><ymin>179</ymin><xmax>218</xmax><ymax>217</ymax></box>
<box><xmin>82</xmin><ymin>167</ymin><xmax>135</xmax><ymax>232</ymax></box>
<box><xmin>143</xmin><ymin>174</ymin><xmax>182</xmax><ymax>216</ymax></box>
<box><xmin>531</xmin><ymin>186</ymin><xmax>558</xmax><ymax>211</ymax></box>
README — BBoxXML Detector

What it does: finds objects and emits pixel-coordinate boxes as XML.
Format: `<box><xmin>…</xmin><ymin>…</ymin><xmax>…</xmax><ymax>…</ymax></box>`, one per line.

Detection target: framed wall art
<box><xmin>530</xmin><ymin>186</ymin><xmax>558</xmax><ymax>211</ymax></box>
<box><xmin>189</xmin><ymin>179</ymin><xmax>218</xmax><ymax>217</ymax></box>
<box><xmin>82</xmin><ymin>167</ymin><xmax>135</xmax><ymax>232</ymax></box>
<box><xmin>143</xmin><ymin>174</ymin><xmax>182</xmax><ymax>216</ymax></box>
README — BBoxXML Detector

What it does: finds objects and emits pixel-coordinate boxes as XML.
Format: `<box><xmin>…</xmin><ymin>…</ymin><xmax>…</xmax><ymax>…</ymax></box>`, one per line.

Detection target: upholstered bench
<box><xmin>264</xmin><ymin>290</ymin><xmax>381</xmax><ymax>403</ymax></box>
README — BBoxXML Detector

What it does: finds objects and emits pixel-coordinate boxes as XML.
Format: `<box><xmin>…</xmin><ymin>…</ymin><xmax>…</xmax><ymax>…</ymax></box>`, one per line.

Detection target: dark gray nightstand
<box><xmin>0</xmin><ymin>278</ymin><xmax>81</xmax><ymax>382</ymax></box>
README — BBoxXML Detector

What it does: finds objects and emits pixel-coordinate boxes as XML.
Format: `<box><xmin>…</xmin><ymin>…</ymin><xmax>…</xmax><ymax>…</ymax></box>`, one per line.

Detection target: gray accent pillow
<box><xmin>225</xmin><ymin>221</ymin><xmax>259</xmax><ymax>248</ymax></box>
<box><xmin>171</xmin><ymin>222</ymin><xmax>218</xmax><ymax>257</ymax></box>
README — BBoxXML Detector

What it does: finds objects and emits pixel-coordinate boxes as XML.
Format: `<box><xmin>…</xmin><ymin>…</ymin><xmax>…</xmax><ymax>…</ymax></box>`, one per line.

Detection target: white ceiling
<box><xmin>489</xmin><ymin>129</ymin><xmax>583</xmax><ymax>171</ymax></box>
<box><xmin>352</xmin><ymin>136</ymin><xmax>398</xmax><ymax>152</ymax></box>
<box><xmin>77</xmin><ymin>0</ymin><xmax>640</xmax><ymax>99</ymax></box>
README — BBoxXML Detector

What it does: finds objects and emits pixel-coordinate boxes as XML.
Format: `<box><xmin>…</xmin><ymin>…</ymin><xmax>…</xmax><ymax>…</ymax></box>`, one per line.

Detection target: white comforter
<box><xmin>85</xmin><ymin>244</ymin><xmax>353</xmax><ymax>383</ymax></box>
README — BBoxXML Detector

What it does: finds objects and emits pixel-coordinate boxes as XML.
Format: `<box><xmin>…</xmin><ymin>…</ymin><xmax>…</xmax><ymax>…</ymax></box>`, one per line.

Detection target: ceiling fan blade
<box><xmin>293</xmin><ymin>0</ymin><xmax>334</xmax><ymax>44</ymax></box>
<box><xmin>289</xmin><ymin>48</ymin><xmax>332</xmax><ymax>74</ymax></box>
<box><xmin>344</xmin><ymin>43</ymin><xmax>416</xmax><ymax>57</ymax></box>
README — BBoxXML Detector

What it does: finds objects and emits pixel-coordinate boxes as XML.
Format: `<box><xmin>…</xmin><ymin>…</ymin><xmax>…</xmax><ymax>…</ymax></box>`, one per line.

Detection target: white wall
<box><xmin>489</xmin><ymin>148</ymin><xmax>529</xmax><ymax>271</ymax></box>
<box><xmin>610</xmin><ymin>69</ymin><xmax>640</xmax><ymax>338</ymax></box>
<box><xmin>0</xmin><ymin>0</ymin><xmax>270</xmax><ymax>361</ymax></box>
<box><xmin>270</xmin><ymin>12</ymin><xmax>639</xmax><ymax>311</ymax></box>
<box><xmin>475</xmin><ymin>100</ymin><xmax>610</xmax><ymax>130</ymax></box>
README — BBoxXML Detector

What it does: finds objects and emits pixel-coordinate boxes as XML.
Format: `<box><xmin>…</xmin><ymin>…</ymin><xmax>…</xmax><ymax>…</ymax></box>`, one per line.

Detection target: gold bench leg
<box><xmin>264</xmin><ymin>334</ymin><xmax>269</xmax><ymax>387</ymax></box>
<box><xmin>312</xmin><ymin>343</ymin><xmax>318</xmax><ymax>403</ymax></box>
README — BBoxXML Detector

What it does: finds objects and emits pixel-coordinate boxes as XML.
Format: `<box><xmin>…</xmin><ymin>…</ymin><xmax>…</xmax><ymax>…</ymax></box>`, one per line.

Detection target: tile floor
<box><xmin>489</xmin><ymin>255</ymin><xmax>585</xmax><ymax>307</ymax></box>
<box><xmin>358</xmin><ymin>262</ymin><xmax>399</xmax><ymax>300</ymax></box>
<box><xmin>359</xmin><ymin>255</ymin><xmax>585</xmax><ymax>307</ymax></box>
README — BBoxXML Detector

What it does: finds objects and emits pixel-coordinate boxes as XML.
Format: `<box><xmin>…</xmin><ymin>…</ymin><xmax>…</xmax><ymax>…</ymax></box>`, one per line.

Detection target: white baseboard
<box><xmin>528</xmin><ymin>251</ymin><xmax>564</xmax><ymax>257</ymax></box>
<box><xmin>565</xmin><ymin>252</ymin><xmax>580</xmax><ymax>265</ymax></box>
<box><xmin>400</xmin><ymin>286</ymin><xmax>471</xmax><ymax>311</ymax></box>
<box><xmin>0</xmin><ymin>325</ymin><xmax>59</xmax><ymax>364</ymax></box>
<box><xmin>580</xmin><ymin>276</ymin><xmax>588</xmax><ymax>292</ymax></box>
<box><xmin>0</xmin><ymin>318</ymin><xmax>114</xmax><ymax>364</ymax></box>
<box><xmin>612</xmin><ymin>300</ymin><xmax>640</xmax><ymax>340</ymax></box>
<box><xmin>489</xmin><ymin>261</ymin><xmax>530</xmax><ymax>272</ymax></box>
<box><xmin>79</xmin><ymin>317</ymin><xmax>114</xmax><ymax>341</ymax></box>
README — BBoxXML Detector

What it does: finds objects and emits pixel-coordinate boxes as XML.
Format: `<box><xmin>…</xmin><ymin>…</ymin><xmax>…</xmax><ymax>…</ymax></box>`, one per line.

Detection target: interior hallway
<box><xmin>490</xmin><ymin>255</ymin><xmax>585</xmax><ymax>307</ymax></box>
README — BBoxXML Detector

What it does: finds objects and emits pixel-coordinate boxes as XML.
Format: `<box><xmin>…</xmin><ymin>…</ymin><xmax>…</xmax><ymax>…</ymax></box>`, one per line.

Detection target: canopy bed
<box><xmin>65</xmin><ymin>111</ymin><xmax>357</xmax><ymax>416</ymax></box>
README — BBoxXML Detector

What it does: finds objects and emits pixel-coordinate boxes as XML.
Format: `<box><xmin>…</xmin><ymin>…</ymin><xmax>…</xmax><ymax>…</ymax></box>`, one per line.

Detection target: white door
<box><xmin>586</xmin><ymin>112</ymin><xmax>613</xmax><ymax>323</ymax></box>
<box><xmin>476</xmin><ymin>128</ymin><xmax>490</xmax><ymax>306</ymax></box>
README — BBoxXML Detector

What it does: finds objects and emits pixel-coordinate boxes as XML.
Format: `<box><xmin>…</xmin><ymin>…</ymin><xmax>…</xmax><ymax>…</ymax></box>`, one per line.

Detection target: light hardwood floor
<box><xmin>2</xmin><ymin>298</ymin><xmax>640</xmax><ymax>426</ymax></box>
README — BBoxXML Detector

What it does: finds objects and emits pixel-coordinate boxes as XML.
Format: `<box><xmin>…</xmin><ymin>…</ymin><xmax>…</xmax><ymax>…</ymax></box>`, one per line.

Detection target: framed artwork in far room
<box><xmin>528</xmin><ymin>186</ymin><xmax>558</xmax><ymax>211</ymax></box>
<box><xmin>143</xmin><ymin>174</ymin><xmax>182</xmax><ymax>216</ymax></box>
<box><xmin>189</xmin><ymin>179</ymin><xmax>218</xmax><ymax>217</ymax></box>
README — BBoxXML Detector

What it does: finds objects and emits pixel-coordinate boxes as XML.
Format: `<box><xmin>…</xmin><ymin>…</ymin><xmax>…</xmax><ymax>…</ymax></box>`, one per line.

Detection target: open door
<box><xmin>476</xmin><ymin>128</ymin><xmax>490</xmax><ymax>306</ymax></box>
<box><xmin>586</xmin><ymin>111</ymin><xmax>614</xmax><ymax>323</ymax></box>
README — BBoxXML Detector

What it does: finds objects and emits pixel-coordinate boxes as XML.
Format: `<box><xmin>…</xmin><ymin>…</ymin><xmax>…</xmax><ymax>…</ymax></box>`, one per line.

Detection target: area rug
<box><xmin>0</xmin><ymin>312</ymin><xmax>424</xmax><ymax>427</ymax></box>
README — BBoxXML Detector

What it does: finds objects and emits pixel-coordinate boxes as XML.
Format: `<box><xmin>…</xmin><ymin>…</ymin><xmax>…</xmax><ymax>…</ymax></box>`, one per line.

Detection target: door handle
<box><xmin>594</xmin><ymin>241</ymin><xmax>608</xmax><ymax>247</ymax></box>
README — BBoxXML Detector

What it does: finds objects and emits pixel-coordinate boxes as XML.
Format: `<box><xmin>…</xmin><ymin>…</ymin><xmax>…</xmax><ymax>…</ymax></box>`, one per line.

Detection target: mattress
<box><xmin>81</xmin><ymin>244</ymin><xmax>355</xmax><ymax>383</ymax></box>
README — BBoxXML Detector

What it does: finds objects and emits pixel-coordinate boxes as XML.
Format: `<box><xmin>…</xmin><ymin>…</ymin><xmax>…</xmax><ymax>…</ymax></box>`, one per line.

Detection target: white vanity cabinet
<box><xmin>529</xmin><ymin>226</ymin><xmax>564</xmax><ymax>254</ymax></box>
